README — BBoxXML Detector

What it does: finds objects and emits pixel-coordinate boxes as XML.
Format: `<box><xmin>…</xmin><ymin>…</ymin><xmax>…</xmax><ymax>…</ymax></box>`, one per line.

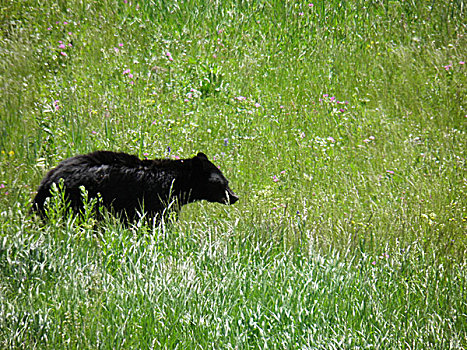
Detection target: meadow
<box><xmin>0</xmin><ymin>0</ymin><xmax>466</xmax><ymax>348</ymax></box>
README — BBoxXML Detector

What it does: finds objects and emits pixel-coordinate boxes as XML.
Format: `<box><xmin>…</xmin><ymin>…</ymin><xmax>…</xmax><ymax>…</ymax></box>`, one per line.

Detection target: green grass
<box><xmin>1</xmin><ymin>0</ymin><xmax>466</xmax><ymax>348</ymax></box>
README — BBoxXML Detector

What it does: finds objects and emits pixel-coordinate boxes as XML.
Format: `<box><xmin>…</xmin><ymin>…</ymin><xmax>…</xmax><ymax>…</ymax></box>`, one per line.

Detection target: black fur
<box><xmin>32</xmin><ymin>151</ymin><xmax>238</xmax><ymax>223</ymax></box>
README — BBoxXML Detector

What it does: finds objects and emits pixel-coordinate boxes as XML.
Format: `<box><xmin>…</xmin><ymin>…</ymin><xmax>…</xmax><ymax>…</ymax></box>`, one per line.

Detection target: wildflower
<box><xmin>174</xmin><ymin>155</ymin><xmax>180</xmax><ymax>160</ymax></box>
<box><xmin>60</xmin><ymin>51</ymin><xmax>67</xmax><ymax>57</ymax></box>
<box><xmin>119</xmin><ymin>43</ymin><xmax>123</xmax><ymax>47</ymax></box>
<box><xmin>460</xmin><ymin>61</ymin><xmax>465</xmax><ymax>65</ymax></box>
<box><xmin>254</xmin><ymin>103</ymin><xmax>261</xmax><ymax>108</ymax></box>
<box><xmin>184</xmin><ymin>98</ymin><xmax>189</xmax><ymax>102</ymax></box>
<box><xmin>167</xmin><ymin>146</ymin><xmax>171</xmax><ymax>153</ymax></box>
<box><xmin>53</xmin><ymin>100</ymin><xmax>60</xmax><ymax>111</ymax></box>
<box><xmin>369</xmin><ymin>135</ymin><xmax>375</xmax><ymax>140</ymax></box>
<box><xmin>166</xmin><ymin>52</ymin><xmax>173</xmax><ymax>61</ymax></box>
<box><xmin>235</xmin><ymin>96</ymin><xmax>246</xmax><ymax>101</ymax></box>
<box><xmin>47</xmin><ymin>27</ymin><xmax>52</xmax><ymax>30</ymax></box>
<box><xmin>363</xmin><ymin>139</ymin><xmax>371</xmax><ymax>143</ymax></box>
<box><xmin>224</xmin><ymin>138</ymin><xmax>228</xmax><ymax>146</ymax></box>
<box><xmin>386</xmin><ymin>170</ymin><xmax>394</xmax><ymax>175</ymax></box>
<box><xmin>298</xmin><ymin>12</ymin><xmax>304</xmax><ymax>16</ymax></box>
<box><xmin>114</xmin><ymin>47</ymin><xmax>119</xmax><ymax>53</ymax></box>
<box><xmin>68</xmin><ymin>43</ymin><xmax>72</xmax><ymax>47</ymax></box>
<box><xmin>64</xmin><ymin>21</ymin><xmax>68</xmax><ymax>25</ymax></box>
<box><xmin>123</xmin><ymin>69</ymin><xmax>130</xmax><ymax>75</ymax></box>
<box><xmin>371</xmin><ymin>261</ymin><xmax>376</xmax><ymax>265</ymax></box>
<box><xmin>323</xmin><ymin>94</ymin><xmax>328</xmax><ymax>98</ymax></box>
<box><xmin>330</xmin><ymin>96</ymin><xmax>336</xmax><ymax>102</ymax></box>
<box><xmin>383</xmin><ymin>253</ymin><xmax>389</xmax><ymax>259</ymax></box>
<box><xmin>279</xmin><ymin>105</ymin><xmax>285</xmax><ymax>109</ymax></box>
<box><xmin>273</xmin><ymin>175</ymin><xmax>279</xmax><ymax>183</ymax></box>
<box><xmin>339</xmin><ymin>108</ymin><xmax>345</xmax><ymax>113</ymax></box>
<box><xmin>280</xmin><ymin>170</ymin><xmax>286</xmax><ymax>174</ymax></box>
<box><xmin>58</xmin><ymin>40</ymin><xmax>63</xmax><ymax>44</ymax></box>
<box><xmin>128</xmin><ymin>73</ymin><xmax>134</xmax><ymax>78</ymax></box>
<box><xmin>327</xmin><ymin>136</ymin><xmax>335</xmax><ymax>143</ymax></box>
<box><xmin>309</xmin><ymin>3</ymin><xmax>314</xmax><ymax>7</ymax></box>
<box><xmin>443</xmin><ymin>64</ymin><xmax>452</xmax><ymax>71</ymax></box>
<box><xmin>59</xmin><ymin>44</ymin><xmax>66</xmax><ymax>49</ymax></box>
<box><xmin>0</xmin><ymin>184</ymin><xmax>4</xmax><ymax>189</ymax></box>
<box><xmin>68</xmin><ymin>32</ymin><xmax>72</xmax><ymax>35</ymax></box>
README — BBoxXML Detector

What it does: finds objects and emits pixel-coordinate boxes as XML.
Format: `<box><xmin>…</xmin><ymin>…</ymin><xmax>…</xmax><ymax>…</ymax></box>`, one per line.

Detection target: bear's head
<box><xmin>190</xmin><ymin>152</ymin><xmax>238</xmax><ymax>205</ymax></box>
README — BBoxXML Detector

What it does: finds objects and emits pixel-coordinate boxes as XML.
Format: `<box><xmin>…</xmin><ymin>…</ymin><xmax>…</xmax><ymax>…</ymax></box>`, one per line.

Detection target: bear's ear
<box><xmin>196</xmin><ymin>152</ymin><xmax>208</xmax><ymax>160</ymax></box>
<box><xmin>192</xmin><ymin>153</ymin><xmax>205</xmax><ymax>172</ymax></box>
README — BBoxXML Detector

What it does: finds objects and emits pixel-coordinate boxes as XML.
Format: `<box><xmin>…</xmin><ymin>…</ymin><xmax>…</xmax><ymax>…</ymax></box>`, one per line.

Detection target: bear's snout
<box><xmin>225</xmin><ymin>187</ymin><xmax>239</xmax><ymax>205</ymax></box>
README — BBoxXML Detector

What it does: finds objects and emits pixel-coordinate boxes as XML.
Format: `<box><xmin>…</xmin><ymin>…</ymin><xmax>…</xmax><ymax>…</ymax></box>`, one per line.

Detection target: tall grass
<box><xmin>1</xmin><ymin>0</ymin><xmax>466</xmax><ymax>348</ymax></box>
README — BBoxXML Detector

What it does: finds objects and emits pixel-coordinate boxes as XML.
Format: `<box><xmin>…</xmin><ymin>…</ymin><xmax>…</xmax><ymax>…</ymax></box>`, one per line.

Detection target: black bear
<box><xmin>32</xmin><ymin>151</ymin><xmax>238</xmax><ymax>223</ymax></box>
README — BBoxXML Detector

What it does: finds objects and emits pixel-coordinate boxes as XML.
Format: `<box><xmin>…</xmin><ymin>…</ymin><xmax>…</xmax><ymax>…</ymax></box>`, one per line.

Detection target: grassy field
<box><xmin>0</xmin><ymin>0</ymin><xmax>466</xmax><ymax>348</ymax></box>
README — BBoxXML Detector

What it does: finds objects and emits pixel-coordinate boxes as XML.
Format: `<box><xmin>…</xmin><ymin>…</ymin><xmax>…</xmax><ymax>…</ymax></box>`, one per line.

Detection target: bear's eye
<box><xmin>208</xmin><ymin>172</ymin><xmax>226</xmax><ymax>186</ymax></box>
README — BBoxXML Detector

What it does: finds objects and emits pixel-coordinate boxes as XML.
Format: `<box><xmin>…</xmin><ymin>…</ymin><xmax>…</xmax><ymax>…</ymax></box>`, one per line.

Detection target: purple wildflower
<box><xmin>166</xmin><ymin>52</ymin><xmax>173</xmax><ymax>61</ymax></box>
